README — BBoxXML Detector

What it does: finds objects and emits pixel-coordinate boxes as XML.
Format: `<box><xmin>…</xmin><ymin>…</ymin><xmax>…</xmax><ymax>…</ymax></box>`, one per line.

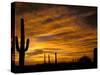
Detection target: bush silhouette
<box><xmin>79</xmin><ymin>56</ymin><xmax>91</xmax><ymax>65</ymax></box>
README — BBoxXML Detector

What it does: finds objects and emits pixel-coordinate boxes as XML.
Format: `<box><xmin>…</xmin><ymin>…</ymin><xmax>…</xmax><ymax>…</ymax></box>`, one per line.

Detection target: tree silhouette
<box><xmin>15</xmin><ymin>18</ymin><xmax>30</xmax><ymax>67</ymax></box>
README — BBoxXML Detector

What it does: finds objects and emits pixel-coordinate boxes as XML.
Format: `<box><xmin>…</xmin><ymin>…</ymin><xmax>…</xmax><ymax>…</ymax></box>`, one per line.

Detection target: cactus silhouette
<box><xmin>55</xmin><ymin>52</ymin><xmax>57</xmax><ymax>64</ymax></box>
<box><xmin>48</xmin><ymin>54</ymin><xmax>50</xmax><ymax>64</ymax></box>
<box><xmin>93</xmin><ymin>48</ymin><xmax>97</xmax><ymax>66</ymax></box>
<box><xmin>44</xmin><ymin>53</ymin><xmax>46</xmax><ymax>64</ymax></box>
<box><xmin>16</xmin><ymin>18</ymin><xmax>30</xmax><ymax>67</ymax></box>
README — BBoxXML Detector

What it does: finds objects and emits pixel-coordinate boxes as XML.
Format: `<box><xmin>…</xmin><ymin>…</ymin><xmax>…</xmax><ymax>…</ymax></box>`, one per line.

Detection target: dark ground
<box><xmin>11</xmin><ymin>61</ymin><xmax>97</xmax><ymax>73</ymax></box>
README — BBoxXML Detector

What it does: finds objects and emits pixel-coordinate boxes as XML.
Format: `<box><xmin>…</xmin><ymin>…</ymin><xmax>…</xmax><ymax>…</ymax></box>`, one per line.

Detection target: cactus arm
<box><xmin>25</xmin><ymin>39</ymin><xmax>29</xmax><ymax>51</ymax></box>
<box><xmin>16</xmin><ymin>36</ymin><xmax>20</xmax><ymax>51</ymax></box>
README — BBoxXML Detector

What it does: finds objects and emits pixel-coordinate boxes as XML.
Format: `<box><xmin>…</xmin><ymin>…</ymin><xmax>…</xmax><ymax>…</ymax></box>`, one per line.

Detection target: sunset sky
<box><xmin>13</xmin><ymin>2</ymin><xmax>97</xmax><ymax>65</ymax></box>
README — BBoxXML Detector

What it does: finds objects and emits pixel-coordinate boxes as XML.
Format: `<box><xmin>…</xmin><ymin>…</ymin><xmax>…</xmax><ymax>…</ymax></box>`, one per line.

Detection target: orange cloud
<box><xmin>14</xmin><ymin>2</ymin><xmax>97</xmax><ymax>65</ymax></box>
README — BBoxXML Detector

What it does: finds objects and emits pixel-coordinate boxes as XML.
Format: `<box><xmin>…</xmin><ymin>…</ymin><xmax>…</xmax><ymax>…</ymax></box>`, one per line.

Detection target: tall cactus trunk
<box><xmin>55</xmin><ymin>52</ymin><xmax>57</xmax><ymax>64</ymax></box>
<box><xmin>16</xmin><ymin>18</ymin><xmax>30</xmax><ymax>67</ymax></box>
<box><xmin>44</xmin><ymin>53</ymin><xmax>46</xmax><ymax>64</ymax></box>
<box><xmin>93</xmin><ymin>48</ymin><xmax>97</xmax><ymax>66</ymax></box>
<box><xmin>19</xmin><ymin>52</ymin><xmax>25</xmax><ymax>66</ymax></box>
<box><xmin>48</xmin><ymin>54</ymin><xmax>50</xmax><ymax>64</ymax></box>
<box><xmin>21</xmin><ymin>18</ymin><xmax>25</xmax><ymax>50</ymax></box>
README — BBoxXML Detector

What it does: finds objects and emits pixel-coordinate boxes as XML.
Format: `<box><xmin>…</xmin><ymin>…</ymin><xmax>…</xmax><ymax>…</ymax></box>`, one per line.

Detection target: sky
<box><xmin>13</xmin><ymin>2</ymin><xmax>97</xmax><ymax>65</ymax></box>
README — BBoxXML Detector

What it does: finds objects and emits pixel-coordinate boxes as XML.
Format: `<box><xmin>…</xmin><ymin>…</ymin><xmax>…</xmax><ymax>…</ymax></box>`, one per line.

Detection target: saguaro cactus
<box><xmin>44</xmin><ymin>53</ymin><xmax>46</xmax><ymax>64</ymax></box>
<box><xmin>48</xmin><ymin>54</ymin><xmax>50</xmax><ymax>64</ymax></box>
<box><xmin>16</xmin><ymin>18</ymin><xmax>30</xmax><ymax>67</ymax></box>
<box><xmin>93</xmin><ymin>48</ymin><xmax>97</xmax><ymax>66</ymax></box>
<box><xmin>55</xmin><ymin>52</ymin><xmax>57</xmax><ymax>64</ymax></box>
